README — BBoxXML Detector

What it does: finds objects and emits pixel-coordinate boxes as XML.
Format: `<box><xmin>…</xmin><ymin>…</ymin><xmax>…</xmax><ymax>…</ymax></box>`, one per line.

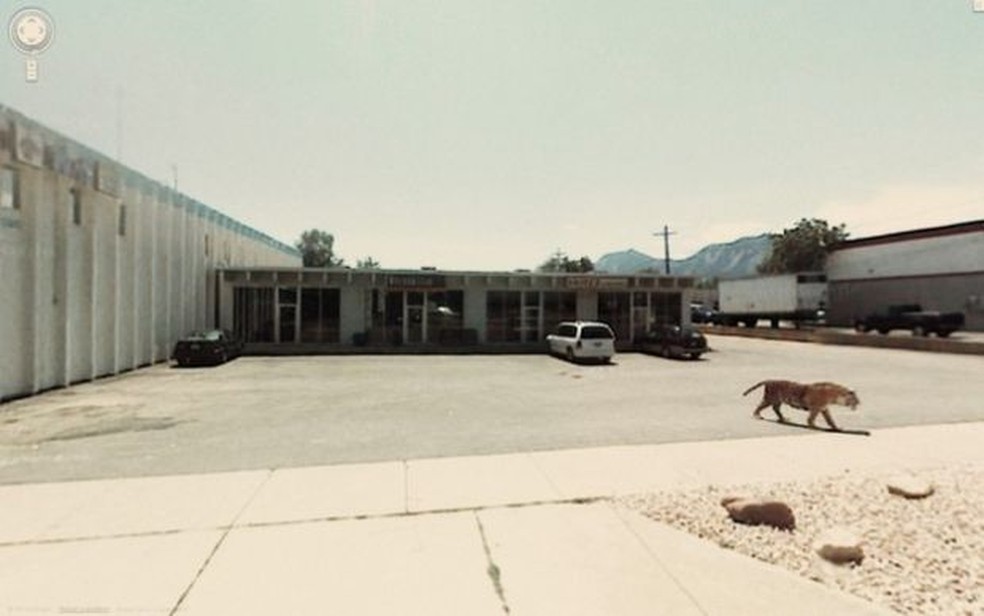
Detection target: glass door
<box><xmin>278</xmin><ymin>287</ymin><xmax>297</xmax><ymax>343</ymax></box>
<box><xmin>632</xmin><ymin>292</ymin><xmax>650</xmax><ymax>342</ymax></box>
<box><xmin>522</xmin><ymin>292</ymin><xmax>541</xmax><ymax>342</ymax></box>
<box><xmin>406</xmin><ymin>291</ymin><xmax>425</xmax><ymax>344</ymax></box>
<box><xmin>385</xmin><ymin>291</ymin><xmax>404</xmax><ymax>345</ymax></box>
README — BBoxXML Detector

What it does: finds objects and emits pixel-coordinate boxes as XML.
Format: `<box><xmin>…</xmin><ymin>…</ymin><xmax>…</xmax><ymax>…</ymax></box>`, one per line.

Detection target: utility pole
<box><xmin>654</xmin><ymin>225</ymin><xmax>676</xmax><ymax>275</ymax></box>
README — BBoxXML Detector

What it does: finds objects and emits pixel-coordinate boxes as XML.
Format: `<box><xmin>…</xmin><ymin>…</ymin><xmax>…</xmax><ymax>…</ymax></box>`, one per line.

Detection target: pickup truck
<box><xmin>854</xmin><ymin>304</ymin><xmax>965</xmax><ymax>337</ymax></box>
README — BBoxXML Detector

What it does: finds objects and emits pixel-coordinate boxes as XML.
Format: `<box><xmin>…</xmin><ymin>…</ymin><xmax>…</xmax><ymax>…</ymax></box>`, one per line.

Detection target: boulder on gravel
<box><xmin>721</xmin><ymin>496</ymin><xmax>796</xmax><ymax>531</ymax></box>
<box><xmin>887</xmin><ymin>476</ymin><xmax>935</xmax><ymax>499</ymax></box>
<box><xmin>814</xmin><ymin>527</ymin><xmax>864</xmax><ymax>565</ymax></box>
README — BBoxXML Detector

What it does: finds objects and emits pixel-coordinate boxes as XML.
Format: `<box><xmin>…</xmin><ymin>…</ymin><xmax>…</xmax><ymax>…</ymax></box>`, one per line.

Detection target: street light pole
<box><xmin>654</xmin><ymin>225</ymin><xmax>676</xmax><ymax>274</ymax></box>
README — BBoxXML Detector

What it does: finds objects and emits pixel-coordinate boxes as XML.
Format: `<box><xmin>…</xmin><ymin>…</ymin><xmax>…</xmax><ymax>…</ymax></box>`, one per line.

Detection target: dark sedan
<box><xmin>689</xmin><ymin>303</ymin><xmax>718</xmax><ymax>324</ymax></box>
<box><xmin>172</xmin><ymin>329</ymin><xmax>243</xmax><ymax>367</ymax></box>
<box><xmin>638</xmin><ymin>324</ymin><xmax>708</xmax><ymax>360</ymax></box>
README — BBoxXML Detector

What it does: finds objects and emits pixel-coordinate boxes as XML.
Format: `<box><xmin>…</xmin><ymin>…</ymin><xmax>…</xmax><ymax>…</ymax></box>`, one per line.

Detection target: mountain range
<box><xmin>594</xmin><ymin>234</ymin><xmax>772</xmax><ymax>279</ymax></box>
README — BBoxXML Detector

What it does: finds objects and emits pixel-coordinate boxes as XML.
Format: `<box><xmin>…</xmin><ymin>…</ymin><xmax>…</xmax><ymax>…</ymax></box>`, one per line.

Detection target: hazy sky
<box><xmin>3</xmin><ymin>1</ymin><xmax>983</xmax><ymax>269</ymax></box>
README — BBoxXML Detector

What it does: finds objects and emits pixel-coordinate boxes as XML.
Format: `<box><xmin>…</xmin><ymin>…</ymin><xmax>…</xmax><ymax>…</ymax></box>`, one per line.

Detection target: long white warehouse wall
<box><xmin>0</xmin><ymin>105</ymin><xmax>300</xmax><ymax>401</ymax></box>
<box><xmin>827</xmin><ymin>231</ymin><xmax>984</xmax><ymax>281</ymax></box>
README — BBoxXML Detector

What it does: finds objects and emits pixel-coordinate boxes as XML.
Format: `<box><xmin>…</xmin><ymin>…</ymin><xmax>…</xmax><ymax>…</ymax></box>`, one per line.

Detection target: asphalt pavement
<box><xmin>1</xmin><ymin>335</ymin><xmax>983</xmax><ymax>484</ymax></box>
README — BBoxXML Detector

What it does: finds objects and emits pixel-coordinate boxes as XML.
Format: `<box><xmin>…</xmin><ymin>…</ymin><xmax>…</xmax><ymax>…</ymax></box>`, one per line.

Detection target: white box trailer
<box><xmin>717</xmin><ymin>273</ymin><xmax>827</xmax><ymax>328</ymax></box>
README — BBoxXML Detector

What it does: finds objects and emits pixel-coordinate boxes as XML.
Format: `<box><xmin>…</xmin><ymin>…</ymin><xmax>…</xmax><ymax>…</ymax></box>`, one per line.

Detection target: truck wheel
<box><xmin>854</xmin><ymin>322</ymin><xmax>868</xmax><ymax>333</ymax></box>
<box><xmin>912</xmin><ymin>325</ymin><xmax>927</xmax><ymax>337</ymax></box>
<box><xmin>938</xmin><ymin>330</ymin><xmax>952</xmax><ymax>338</ymax></box>
<box><xmin>878</xmin><ymin>328</ymin><xmax>890</xmax><ymax>335</ymax></box>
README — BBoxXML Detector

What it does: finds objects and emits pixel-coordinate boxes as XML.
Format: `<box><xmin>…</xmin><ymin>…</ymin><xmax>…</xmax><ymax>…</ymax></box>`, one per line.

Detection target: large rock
<box><xmin>721</xmin><ymin>496</ymin><xmax>796</xmax><ymax>531</ymax></box>
<box><xmin>814</xmin><ymin>527</ymin><xmax>864</xmax><ymax>565</ymax></box>
<box><xmin>887</xmin><ymin>476</ymin><xmax>935</xmax><ymax>499</ymax></box>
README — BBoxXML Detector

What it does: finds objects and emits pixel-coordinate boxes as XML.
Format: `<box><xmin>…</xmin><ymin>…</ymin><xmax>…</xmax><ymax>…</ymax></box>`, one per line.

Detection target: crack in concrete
<box><xmin>166</xmin><ymin>470</ymin><xmax>275</xmax><ymax>616</ymax></box>
<box><xmin>475</xmin><ymin>512</ymin><xmax>511</xmax><ymax>615</ymax></box>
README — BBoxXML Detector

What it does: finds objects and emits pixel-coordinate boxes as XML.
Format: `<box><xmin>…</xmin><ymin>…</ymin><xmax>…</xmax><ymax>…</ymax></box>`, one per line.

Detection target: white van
<box><xmin>546</xmin><ymin>321</ymin><xmax>616</xmax><ymax>363</ymax></box>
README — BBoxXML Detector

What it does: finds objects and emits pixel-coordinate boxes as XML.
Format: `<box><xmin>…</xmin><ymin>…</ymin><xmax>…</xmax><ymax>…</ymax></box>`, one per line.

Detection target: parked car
<box><xmin>638</xmin><ymin>324</ymin><xmax>708</xmax><ymax>360</ymax></box>
<box><xmin>172</xmin><ymin>329</ymin><xmax>243</xmax><ymax>366</ymax></box>
<box><xmin>690</xmin><ymin>303</ymin><xmax>718</xmax><ymax>324</ymax></box>
<box><xmin>546</xmin><ymin>321</ymin><xmax>616</xmax><ymax>363</ymax></box>
<box><xmin>854</xmin><ymin>304</ymin><xmax>965</xmax><ymax>337</ymax></box>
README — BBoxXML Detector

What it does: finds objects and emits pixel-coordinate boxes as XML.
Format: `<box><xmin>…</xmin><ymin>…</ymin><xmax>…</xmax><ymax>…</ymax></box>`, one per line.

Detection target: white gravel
<box><xmin>619</xmin><ymin>464</ymin><xmax>984</xmax><ymax>616</ymax></box>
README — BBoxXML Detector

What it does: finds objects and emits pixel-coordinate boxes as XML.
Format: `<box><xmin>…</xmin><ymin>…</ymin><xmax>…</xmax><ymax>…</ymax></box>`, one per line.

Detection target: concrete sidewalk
<box><xmin>2</xmin><ymin>422</ymin><xmax>982</xmax><ymax>615</ymax></box>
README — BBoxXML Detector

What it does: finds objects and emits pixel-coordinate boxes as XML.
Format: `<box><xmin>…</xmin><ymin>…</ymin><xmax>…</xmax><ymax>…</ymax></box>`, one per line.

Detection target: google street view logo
<box><xmin>7</xmin><ymin>7</ymin><xmax>55</xmax><ymax>83</ymax></box>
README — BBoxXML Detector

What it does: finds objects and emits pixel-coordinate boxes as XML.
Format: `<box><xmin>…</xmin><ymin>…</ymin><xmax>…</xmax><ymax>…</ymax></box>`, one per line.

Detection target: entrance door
<box><xmin>279</xmin><ymin>306</ymin><xmax>297</xmax><ymax>343</ymax></box>
<box><xmin>385</xmin><ymin>291</ymin><xmax>404</xmax><ymax>345</ymax></box>
<box><xmin>406</xmin><ymin>291</ymin><xmax>425</xmax><ymax>344</ymax></box>
<box><xmin>278</xmin><ymin>287</ymin><xmax>298</xmax><ymax>343</ymax></box>
<box><xmin>521</xmin><ymin>304</ymin><xmax>540</xmax><ymax>342</ymax></box>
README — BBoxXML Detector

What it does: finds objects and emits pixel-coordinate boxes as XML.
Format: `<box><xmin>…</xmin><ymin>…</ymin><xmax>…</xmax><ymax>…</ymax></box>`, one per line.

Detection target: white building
<box><xmin>217</xmin><ymin>267</ymin><xmax>694</xmax><ymax>351</ymax></box>
<box><xmin>826</xmin><ymin>220</ymin><xmax>984</xmax><ymax>331</ymax></box>
<box><xmin>0</xmin><ymin>105</ymin><xmax>300</xmax><ymax>401</ymax></box>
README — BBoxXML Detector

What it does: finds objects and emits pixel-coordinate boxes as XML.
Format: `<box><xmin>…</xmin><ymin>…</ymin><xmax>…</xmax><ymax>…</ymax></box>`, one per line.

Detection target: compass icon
<box><xmin>8</xmin><ymin>7</ymin><xmax>55</xmax><ymax>82</ymax></box>
<box><xmin>9</xmin><ymin>7</ymin><xmax>54</xmax><ymax>53</ymax></box>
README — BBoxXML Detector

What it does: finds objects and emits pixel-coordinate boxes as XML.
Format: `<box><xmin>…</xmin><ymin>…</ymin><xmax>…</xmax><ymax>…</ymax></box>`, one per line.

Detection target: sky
<box><xmin>3</xmin><ymin>1</ymin><xmax>984</xmax><ymax>270</ymax></box>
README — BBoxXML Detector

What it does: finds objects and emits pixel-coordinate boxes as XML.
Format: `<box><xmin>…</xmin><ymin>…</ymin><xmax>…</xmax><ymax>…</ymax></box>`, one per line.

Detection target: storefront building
<box><xmin>218</xmin><ymin>268</ymin><xmax>695</xmax><ymax>350</ymax></box>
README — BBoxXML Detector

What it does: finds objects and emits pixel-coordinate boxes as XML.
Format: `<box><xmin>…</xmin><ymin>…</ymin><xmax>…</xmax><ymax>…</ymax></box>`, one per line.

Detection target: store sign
<box><xmin>385</xmin><ymin>274</ymin><xmax>447</xmax><ymax>289</ymax></box>
<box><xmin>13</xmin><ymin>124</ymin><xmax>43</xmax><ymax>167</ymax></box>
<box><xmin>96</xmin><ymin>161</ymin><xmax>121</xmax><ymax>196</ymax></box>
<box><xmin>564</xmin><ymin>276</ymin><xmax>629</xmax><ymax>290</ymax></box>
<box><xmin>69</xmin><ymin>157</ymin><xmax>95</xmax><ymax>187</ymax></box>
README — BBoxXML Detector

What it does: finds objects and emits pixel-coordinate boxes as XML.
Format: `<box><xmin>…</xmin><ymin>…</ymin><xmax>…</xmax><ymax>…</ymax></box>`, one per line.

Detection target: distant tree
<box><xmin>575</xmin><ymin>255</ymin><xmax>595</xmax><ymax>272</ymax></box>
<box><xmin>356</xmin><ymin>256</ymin><xmax>380</xmax><ymax>269</ymax></box>
<box><xmin>538</xmin><ymin>250</ymin><xmax>594</xmax><ymax>273</ymax></box>
<box><xmin>295</xmin><ymin>229</ymin><xmax>344</xmax><ymax>268</ymax></box>
<box><xmin>757</xmin><ymin>218</ymin><xmax>849</xmax><ymax>274</ymax></box>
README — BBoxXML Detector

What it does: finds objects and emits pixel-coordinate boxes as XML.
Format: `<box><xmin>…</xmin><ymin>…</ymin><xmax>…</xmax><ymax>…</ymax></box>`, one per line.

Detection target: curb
<box><xmin>699</xmin><ymin>325</ymin><xmax>984</xmax><ymax>355</ymax></box>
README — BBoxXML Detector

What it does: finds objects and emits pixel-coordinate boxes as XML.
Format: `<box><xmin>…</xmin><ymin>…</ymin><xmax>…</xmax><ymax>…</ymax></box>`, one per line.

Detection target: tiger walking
<box><xmin>743</xmin><ymin>379</ymin><xmax>860</xmax><ymax>431</ymax></box>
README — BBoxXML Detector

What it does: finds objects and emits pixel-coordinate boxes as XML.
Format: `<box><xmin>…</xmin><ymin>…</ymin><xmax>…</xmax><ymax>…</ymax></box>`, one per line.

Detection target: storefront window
<box><xmin>651</xmin><ymin>292</ymin><xmax>682</xmax><ymax>325</ymax></box>
<box><xmin>542</xmin><ymin>292</ymin><xmax>576</xmax><ymax>335</ymax></box>
<box><xmin>427</xmin><ymin>290</ymin><xmax>464</xmax><ymax>344</ymax></box>
<box><xmin>632</xmin><ymin>292</ymin><xmax>650</xmax><ymax>340</ymax></box>
<box><xmin>487</xmin><ymin>291</ymin><xmax>522</xmax><ymax>342</ymax></box>
<box><xmin>233</xmin><ymin>287</ymin><xmax>275</xmax><ymax>342</ymax></box>
<box><xmin>598</xmin><ymin>292</ymin><xmax>631</xmax><ymax>340</ymax></box>
<box><xmin>300</xmin><ymin>288</ymin><xmax>340</xmax><ymax>343</ymax></box>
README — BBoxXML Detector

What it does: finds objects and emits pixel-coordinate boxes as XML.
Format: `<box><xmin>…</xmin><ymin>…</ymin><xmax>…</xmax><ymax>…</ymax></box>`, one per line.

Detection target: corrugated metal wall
<box><xmin>828</xmin><ymin>274</ymin><xmax>984</xmax><ymax>331</ymax></box>
<box><xmin>0</xmin><ymin>106</ymin><xmax>301</xmax><ymax>401</ymax></box>
<box><xmin>826</xmin><ymin>227</ymin><xmax>984</xmax><ymax>331</ymax></box>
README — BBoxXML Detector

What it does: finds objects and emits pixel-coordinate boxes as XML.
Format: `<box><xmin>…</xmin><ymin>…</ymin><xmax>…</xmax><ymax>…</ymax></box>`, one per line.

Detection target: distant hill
<box><xmin>595</xmin><ymin>234</ymin><xmax>772</xmax><ymax>279</ymax></box>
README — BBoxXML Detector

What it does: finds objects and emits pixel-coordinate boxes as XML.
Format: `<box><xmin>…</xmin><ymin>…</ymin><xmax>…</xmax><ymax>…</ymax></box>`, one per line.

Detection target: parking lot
<box><xmin>1</xmin><ymin>335</ymin><xmax>983</xmax><ymax>485</ymax></box>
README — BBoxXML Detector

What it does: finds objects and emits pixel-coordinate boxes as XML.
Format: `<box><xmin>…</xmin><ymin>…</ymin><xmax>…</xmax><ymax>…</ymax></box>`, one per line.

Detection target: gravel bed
<box><xmin>619</xmin><ymin>465</ymin><xmax>984</xmax><ymax>615</ymax></box>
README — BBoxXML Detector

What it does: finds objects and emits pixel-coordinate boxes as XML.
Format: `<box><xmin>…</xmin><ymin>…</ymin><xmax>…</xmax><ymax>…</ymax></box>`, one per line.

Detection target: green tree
<box><xmin>356</xmin><ymin>256</ymin><xmax>380</xmax><ymax>269</ymax></box>
<box><xmin>295</xmin><ymin>229</ymin><xmax>344</xmax><ymax>268</ymax></box>
<box><xmin>538</xmin><ymin>250</ymin><xmax>594</xmax><ymax>273</ymax></box>
<box><xmin>758</xmin><ymin>218</ymin><xmax>849</xmax><ymax>274</ymax></box>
